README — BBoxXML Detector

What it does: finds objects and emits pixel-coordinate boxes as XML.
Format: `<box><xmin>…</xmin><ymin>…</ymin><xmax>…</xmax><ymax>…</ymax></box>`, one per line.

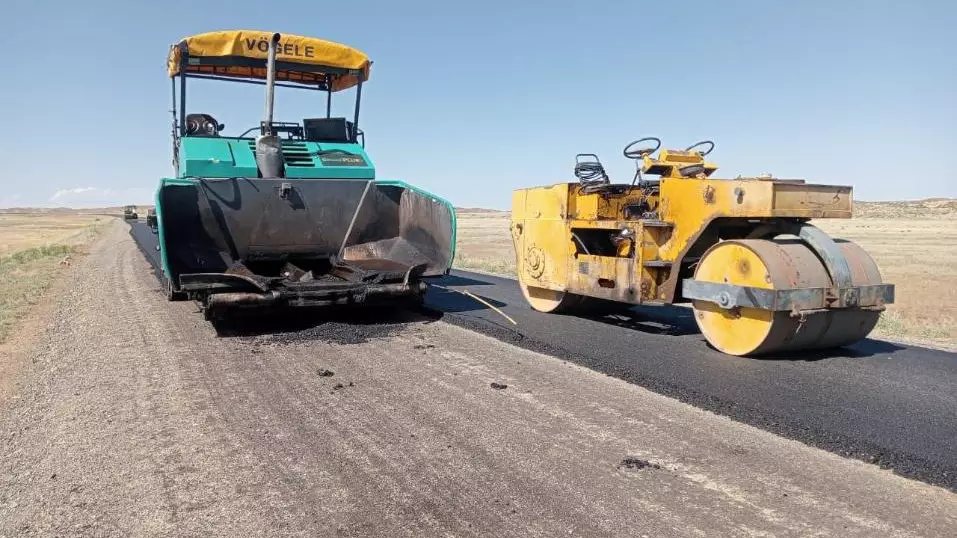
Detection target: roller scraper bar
<box><xmin>682</xmin><ymin>223</ymin><xmax>895</xmax><ymax>313</ymax></box>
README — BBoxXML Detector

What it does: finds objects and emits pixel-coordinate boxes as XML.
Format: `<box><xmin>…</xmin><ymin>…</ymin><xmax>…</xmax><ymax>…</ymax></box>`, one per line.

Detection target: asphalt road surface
<box><xmin>129</xmin><ymin>221</ymin><xmax>957</xmax><ymax>492</ymax></box>
<box><xmin>429</xmin><ymin>277</ymin><xmax>957</xmax><ymax>492</ymax></box>
<box><xmin>3</xmin><ymin>220</ymin><xmax>952</xmax><ymax>536</ymax></box>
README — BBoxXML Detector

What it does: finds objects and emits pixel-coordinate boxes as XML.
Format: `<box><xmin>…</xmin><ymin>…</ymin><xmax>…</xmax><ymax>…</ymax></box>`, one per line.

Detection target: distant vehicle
<box><xmin>123</xmin><ymin>205</ymin><xmax>138</xmax><ymax>220</ymax></box>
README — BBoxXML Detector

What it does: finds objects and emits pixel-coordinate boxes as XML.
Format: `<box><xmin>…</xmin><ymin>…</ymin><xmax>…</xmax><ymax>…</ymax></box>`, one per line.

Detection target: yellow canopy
<box><xmin>167</xmin><ymin>30</ymin><xmax>371</xmax><ymax>91</ymax></box>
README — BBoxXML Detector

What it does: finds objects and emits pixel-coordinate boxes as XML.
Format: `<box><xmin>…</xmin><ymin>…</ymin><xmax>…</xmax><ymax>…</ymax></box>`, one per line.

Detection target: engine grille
<box><xmin>247</xmin><ymin>140</ymin><xmax>314</xmax><ymax>167</ymax></box>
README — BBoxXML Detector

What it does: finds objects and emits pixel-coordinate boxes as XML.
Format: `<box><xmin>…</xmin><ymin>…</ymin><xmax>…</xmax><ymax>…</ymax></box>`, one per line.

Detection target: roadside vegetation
<box><xmin>0</xmin><ymin>213</ymin><xmax>105</xmax><ymax>342</ymax></box>
<box><xmin>452</xmin><ymin>253</ymin><xmax>516</xmax><ymax>276</ymax></box>
<box><xmin>814</xmin><ymin>217</ymin><xmax>957</xmax><ymax>349</ymax></box>
<box><xmin>452</xmin><ymin>211</ymin><xmax>517</xmax><ymax>276</ymax></box>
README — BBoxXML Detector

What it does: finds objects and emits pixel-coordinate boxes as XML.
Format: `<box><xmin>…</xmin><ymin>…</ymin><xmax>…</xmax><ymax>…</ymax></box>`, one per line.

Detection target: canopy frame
<box><xmin>171</xmin><ymin>40</ymin><xmax>365</xmax><ymax>142</ymax></box>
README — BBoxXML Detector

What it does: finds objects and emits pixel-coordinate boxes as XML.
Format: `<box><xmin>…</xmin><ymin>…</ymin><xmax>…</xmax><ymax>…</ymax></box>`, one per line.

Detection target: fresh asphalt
<box><xmin>129</xmin><ymin>221</ymin><xmax>957</xmax><ymax>491</ymax></box>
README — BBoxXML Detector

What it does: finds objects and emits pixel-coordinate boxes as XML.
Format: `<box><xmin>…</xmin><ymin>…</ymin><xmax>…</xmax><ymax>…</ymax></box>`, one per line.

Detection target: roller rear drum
<box><xmin>519</xmin><ymin>283</ymin><xmax>585</xmax><ymax>313</ymax></box>
<box><xmin>690</xmin><ymin>238</ymin><xmax>883</xmax><ymax>356</ymax></box>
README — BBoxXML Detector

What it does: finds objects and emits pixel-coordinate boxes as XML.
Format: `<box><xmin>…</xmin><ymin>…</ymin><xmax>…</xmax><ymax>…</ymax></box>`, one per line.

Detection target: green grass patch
<box><xmin>0</xmin><ymin>244</ymin><xmax>77</xmax><ymax>343</ymax></box>
<box><xmin>1</xmin><ymin>244</ymin><xmax>73</xmax><ymax>266</ymax></box>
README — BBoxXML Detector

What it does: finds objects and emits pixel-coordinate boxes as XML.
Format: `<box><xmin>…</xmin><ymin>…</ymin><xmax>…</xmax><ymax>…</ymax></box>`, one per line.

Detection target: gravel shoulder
<box><xmin>1</xmin><ymin>220</ymin><xmax>954</xmax><ymax>537</ymax></box>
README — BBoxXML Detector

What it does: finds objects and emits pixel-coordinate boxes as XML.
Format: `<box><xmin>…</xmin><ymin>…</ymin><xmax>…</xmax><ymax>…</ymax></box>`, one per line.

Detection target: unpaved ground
<box><xmin>1</xmin><ymin>221</ymin><xmax>955</xmax><ymax>537</ymax></box>
<box><xmin>0</xmin><ymin>215</ymin><xmax>105</xmax><ymax>344</ymax></box>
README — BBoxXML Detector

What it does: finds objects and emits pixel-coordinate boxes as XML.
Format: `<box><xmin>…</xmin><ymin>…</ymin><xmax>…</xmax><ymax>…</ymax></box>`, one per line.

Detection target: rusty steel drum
<box><xmin>691</xmin><ymin>238</ymin><xmax>884</xmax><ymax>356</ymax></box>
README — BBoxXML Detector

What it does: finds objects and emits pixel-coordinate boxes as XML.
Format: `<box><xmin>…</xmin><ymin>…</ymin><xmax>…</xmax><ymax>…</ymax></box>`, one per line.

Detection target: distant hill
<box><xmin>454</xmin><ymin>207</ymin><xmax>507</xmax><ymax>214</ymax></box>
<box><xmin>0</xmin><ymin>205</ymin><xmax>155</xmax><ymax>216</ymax></box>
<box><xmin>854</xmin><ymin>199</ymin><xmax>957</xmax><ymax>219</ymax></box>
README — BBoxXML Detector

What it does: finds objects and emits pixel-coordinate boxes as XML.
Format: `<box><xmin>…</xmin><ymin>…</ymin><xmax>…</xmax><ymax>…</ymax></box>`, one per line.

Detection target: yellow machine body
<box><xmin>510</xmin><ymin>142</ymin><xmax>894</xmax><ymax>356</ymax></box>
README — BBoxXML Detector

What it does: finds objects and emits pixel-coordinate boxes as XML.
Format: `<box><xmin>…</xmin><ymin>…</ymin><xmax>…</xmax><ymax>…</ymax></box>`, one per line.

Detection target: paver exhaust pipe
<box><xmin>255</xmin><ymin>33</ymin><xmax>284</xmax><ymax>178</ymax></box>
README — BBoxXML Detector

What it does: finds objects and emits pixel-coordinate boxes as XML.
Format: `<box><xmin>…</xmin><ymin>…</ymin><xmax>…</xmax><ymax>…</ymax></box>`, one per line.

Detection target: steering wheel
<box><xmin>685</xmin><ymin>140</ymin><xmax>715</xmax><ymax>156</ymax></box>
<box><xmin>623</xmin><ymin>137</ymin><xmax>662</xmax><ymax>159</ymax></box>
<box><xmin>238</xmin><ymin>126</ymin><xmax>260</xmax><ymax>138</ymax></box>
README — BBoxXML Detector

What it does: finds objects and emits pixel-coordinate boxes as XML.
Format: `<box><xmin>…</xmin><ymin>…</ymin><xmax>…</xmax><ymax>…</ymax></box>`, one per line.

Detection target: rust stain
<box><xmin>737</xmin><ymin>258</ymin><xmax>751</xmax><ymax>276</ymax></box>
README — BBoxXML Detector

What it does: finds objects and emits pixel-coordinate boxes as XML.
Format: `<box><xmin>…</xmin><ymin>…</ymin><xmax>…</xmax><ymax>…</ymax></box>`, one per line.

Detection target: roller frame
<box><xmin>681</xmin><ymin>280</ymin><xmax>894</xmax><ymax>312</ymax></box>
<box><xmin>682</xmin><ymin>223</ymin><xmax>895</xmax><ymax>313</ymax></box>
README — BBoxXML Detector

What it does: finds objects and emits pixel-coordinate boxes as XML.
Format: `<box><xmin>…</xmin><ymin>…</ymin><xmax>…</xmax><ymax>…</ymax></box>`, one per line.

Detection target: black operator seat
<box><xmin>185</xmin><ymin>113</ymin><xmax>222</xmax><ymax>136</ymax></box>
<box><xmin>303</xmin><ymin>117</ymin><xmax>354</xmax><ymax>142</ymax></box>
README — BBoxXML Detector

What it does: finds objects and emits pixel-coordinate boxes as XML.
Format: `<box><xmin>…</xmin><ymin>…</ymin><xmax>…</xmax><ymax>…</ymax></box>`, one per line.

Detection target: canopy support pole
<box><xmin>170</xmin><ymin>77</ymin><xmax>177</xmax><ymax>128</ymax></box>
<box><xmin>178</xmin><ymin>43</ymin><xmax>188</xmax><ymax>137</ymax></box>
<box><xmin>325</xmin><ymin>74</ymin><xmax>332</xmax><ymax>118</ymax></box>
<box><xmin>352</xmin><ymin>79</ymin><xmax>362</xmax><ymax>143</ymax></box>
<box><xmin>171</xmin><ymin>77</ymin><xmax>180</xmax><ymax>176</ymax></box>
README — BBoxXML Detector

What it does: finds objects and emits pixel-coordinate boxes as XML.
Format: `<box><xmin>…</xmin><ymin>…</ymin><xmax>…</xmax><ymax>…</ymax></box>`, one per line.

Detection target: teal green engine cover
<box><xmin>154</xmin><ymin>135</ymin><xmax>457</xmax><ymax>302</ymax></box>
<box><xmin>178</xmin><ymin>137</ymin><xmax>376</xmax><ymax>179</ymax></box>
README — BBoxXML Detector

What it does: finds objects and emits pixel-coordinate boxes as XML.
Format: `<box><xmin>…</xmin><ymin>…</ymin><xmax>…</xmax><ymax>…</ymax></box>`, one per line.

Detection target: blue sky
<box><xmin>1</xmin><ymin>0</ymin><xmax>954</xmax><ymax>209</ymax></box>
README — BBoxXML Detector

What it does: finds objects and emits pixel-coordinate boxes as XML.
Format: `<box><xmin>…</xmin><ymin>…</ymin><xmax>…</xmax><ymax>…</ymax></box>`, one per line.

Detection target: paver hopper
<box><xmin>154</xmin><ymin>31</ymin><xmax>455</xmax><ymax>320</ymax></box>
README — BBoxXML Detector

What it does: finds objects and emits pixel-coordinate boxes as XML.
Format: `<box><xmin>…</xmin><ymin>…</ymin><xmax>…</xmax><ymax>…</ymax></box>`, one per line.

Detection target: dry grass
<box><xmin>0</xmin><ymin>213</ymin><xmax>107</xmax><ymax>257</ymax></box>
<box><xmin>812</xmin><ymin>218</ymin><xmax>957</xmax><ymax>347</ymax></box>
<box><xmin>454</xmin><ymin>211</ymin><xmax>517</xmax><ymax>275</ymax></box>
<box><xmin>0</xmin><ymin>212</ymin><xmax>105</xmax><ymax>342</ymax></box>
<box><xmin>454</xmin><ymin>201</ymin><xmax>957</xmax><ymax>348</ymax></box>
<box><xmin>853</xmin><ymin>199</ymin><xmax>957</xmax><ymax>220</ymax></box>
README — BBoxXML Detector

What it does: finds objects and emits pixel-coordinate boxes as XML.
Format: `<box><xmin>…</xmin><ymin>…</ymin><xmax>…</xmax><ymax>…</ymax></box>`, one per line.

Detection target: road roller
<box><xmin>510</xmin><ymin>138</ymin><xmax>894</xmax><ymax>356</ymax></box>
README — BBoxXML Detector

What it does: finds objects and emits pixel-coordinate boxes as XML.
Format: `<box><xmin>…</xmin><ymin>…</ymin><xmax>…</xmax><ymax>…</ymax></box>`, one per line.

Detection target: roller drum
<box><xmin>519</xmin><ymin>284</ymin><xmax>627</xmax><ymax>315</ymax></box>
<box><xmin>691</xmin><ymin>238</ymin><xmax>883</xmax><ymax>356</ymax></box>
<box><xmin>519</xmin><ymin>283</ymin><xmax>586</xmax><ymax>313</ymax></box>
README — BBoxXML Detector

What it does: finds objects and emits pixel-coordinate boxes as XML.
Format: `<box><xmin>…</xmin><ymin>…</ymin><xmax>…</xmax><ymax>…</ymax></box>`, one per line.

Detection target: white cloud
<box><xmin>46</xmin><ymin>186</ymin><xmax>152</xmax><ymax>208</ymax></box>
<box><xmin>50</xmin><ymin>187</ymin><xmax>103</xmax><ymax>201</ymax></box>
